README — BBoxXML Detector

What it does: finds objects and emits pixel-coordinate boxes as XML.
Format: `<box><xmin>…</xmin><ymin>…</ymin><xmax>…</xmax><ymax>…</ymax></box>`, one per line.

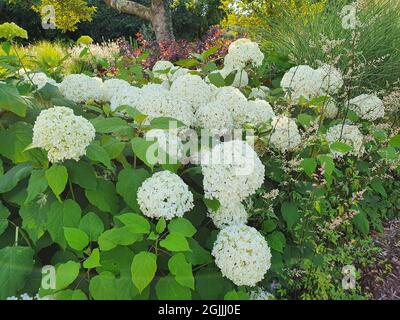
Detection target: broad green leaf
<box><xmin>370</xmin><ymin>179</ymin><xmax>387</xmax><ymax>198</ymax></box>
<box><xmin>65</xmin><ymin>161</ymin><xmax>97</xmax><ymax>190</ymax></box>
<box><xmin>156</xmin><ymin>217</ymin><xmax>166</xmax><ymax>234</ymax></box>
<box><xmin>89</xmin><ymin>271</ymin><xmax>133</xmax><ymax>300</ymax></box>
<box><xmin>0</xmin><ymin>202</ymin><xmax>10</xmax><ymax>236</ymax></box>
<box><xmin>64</xmin><ymin>227</ymin><xmax>89</xmax><ymax>251</ymax></box>
<box><xmin>0</xmin><ymin>246</ymin><xmax>34</xmax><ymax>299</ymax></box>
<box><xmin>281</xmin><ymin>202</ymin><xmax>300</xmax><ymax>230</ymax></box>
<box><xmin>203</xmin><ymin>197</ymin><xmax>220</xmax><ymax>212</ymax></box>
<box><xmin>116</xmin><ymin>168</ymin><xmax>150</xmax><ymax>212</ymax></box>
<box><xmin>297</xmin><ymin>113</ymin><xmax>314</xmax><ymax>127</ymax></box>
<box><xmin>353</xmin><ymin>212</ymin><xmax>370</xmax><ymax>236</ymax></box>
<box><xmin>101</xmin><ymin>136</ymin><xmax>125</xmax><ymax>159</ymax></box>
<box><xmin>262</xmin><ymin>220</ymin><xmax>277</xmax><ymax>233</ymax></box>
<box><xmin>98</xmin><ymin>227</ymin><xmax>142</xmax><ymax>251</ymax></box>
<box><xmin>19</xmin><ymin>199</ymin><xmax>51</xmax><ymax>243</ymax></box>
<box><xmin>47</xmin><ymin>199</ymin><xmax>82</xmax><ymax>249</ymax></box>
<box><xmin>0</xmin><ymin>82</ymin><xmax>27</xmax><ymax>117</ymax></box>
<box><xmin>45</xmin><ymin>164</ymin><xmax>68</xmax><ymax>201</ymax></box>
<box><xmin>116</xmin><ymin>213</ymin><xmax>150</xmax><ymax>234</ymax></box>
<box><xmin>301</xmin><ymin>158</ymin><xmax>317</xmax><ymax>178</ymax></box>
<box><xmin>25</xmin><ymin>169</ymin><xmax>48</xmax><ymax>204</ymax></box>
<box><xmin>389</xmin><ymin>134</ymin><xmax>400</xmax><ymax>148</ymax></box>
<box><xmin>83</xmin><ymin>248</ymin><xmax>101</xmax><ymax>269</ymax></box>
<box><xmin>318</xmin><ymin>154</ymin><xmax>335</xmax><ymax>184</ymax></box>
<box><xmin>160</xmin><ymin>232</ymin><xmax>191</xmax><ymax>252</ymax></box>
<box><xmin>85</xmin><ymin>179</ymin><xmax>118</xmax><ymax>214</ymax></box>
<box><xmin>168</xmin><ymin>218</ymin><xmax>196</xmax><ymax>237</ymax></box>
<box><xmin>378</xmin><ymin>146</ymin><xmax>397</xmax><ymax>160</ymax></box>
<box><xmin>195</xmin><ymin>266</ymin><xmax>231</xmax><ymax>299</ymax></box>
<box><xmin>168</xmin><ymin>253</ymin><xmax>194</xmax><ymax>289</ymax></box>
<box><xmin>131</xmin><ymin>137</ymin><xmax>158</xmax><ymax>169</ymax></box>
<box><xmin>155</xmin><ymin>275</ymin><xmax>192</xmax><ymax>300</ymax></box>
<box><xmin>52</xmin><ymin>289</ymin><xmax>87</xmax><ymax>300</ymax></box>
<box><xmin>330</xmin><ymin>141</ymin><xmax>353</xmax><ymax>154</ymax></box>
<box><xmin>86</xmin><ymin>143</ymin><xmax>112</xmax><ymax>169</ymax></box>
<box><xmin>79</xmin><ymin>212</ymin><xmax>104</xmax><ymax>241</ymax></box>
<box><xmin>175</xmin><ymin>58</ymin><xmax>200</xmax><ymax>68</ymax></box>
<box><xmin>184</xmin><ymin>238</ymin><xmax>212</xmax><ymax>266</ymax></box>
<box><xmin>0</xmin><ymin>162</ymin><xmax>32</xmax><ymax>193</ymax></box>
<box><xmin>42</xmin><ymin>261</ymin><xmax>81</xmax><ymax>293</ymax></box>
<box><xmin>149</xmin><ymin>117</ymin><xmax>186</xmax><ymax>130</ymax></box>
<box><xmin>266</xmin><ymin>231</ymin><xmax>286</xmax><ymax>253</ymax></box>
<box><xmin>207</xmin><ymin>72</ymin><xmax>226</xmax><ymax>88</ymax></box>
<box><xmin>131</xmin><ymin>251</ymin><xmax>157</xmax><ymax>293</ymax></box>
<box><xmin>90</xmin><ymin>117</ymin><xmax>130</xmax><ymax>133</ymax></box>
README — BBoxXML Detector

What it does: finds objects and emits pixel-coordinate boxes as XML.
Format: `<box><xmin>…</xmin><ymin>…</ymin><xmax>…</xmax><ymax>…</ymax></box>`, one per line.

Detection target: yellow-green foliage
<box><xmin>28</xmin><ymin>41</ymin><xmax>66</xmax><ymax>73</ymax></box>
<box><xmin>32</xmin><ymin>0</ymin><xmax>96</xmax><ymax>32</ymax></box>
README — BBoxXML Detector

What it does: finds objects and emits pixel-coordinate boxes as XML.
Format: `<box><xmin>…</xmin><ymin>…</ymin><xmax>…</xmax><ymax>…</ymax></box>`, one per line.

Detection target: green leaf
<box><xmin>19</xmin><ymin>200</ymin><xmax>51</xmax><ymax>243</ymax></box>
<box><xmin>149</xmin><ymin>117</ymin><xmax>186</xmax><ymax>130</ymax></box>
<box><xmin>175</xmin><ymin>58</ymin><xmax>200</xmax><ymax>68</ymax></box>
<box><xmin>0</xmin><ymin>162</ymin><xmax>32</xmax><ymax>193</ymax></box>
<box><xmin>330</xmin><ymin>141</ymin><xmax>353</xmax><ymax>154</ymax></box>
<box><xmin>86</xmin><ymin>143</ymin><xmax>112</xmax><ymax>169</ymax></box>
<box><xmin>156</xmin><ymin>217</ymin><xmax>166</xmax><ymax>234</ymax></box>
<box><xmin>389</xmin><ymin>134</ymin><xmax>400</xmax><ymax>148</ymax></box>
<box><xmin>25</xmin><ymin>169</ymin><xmax>48</xmax><ymax>204</ymax></box>
<box><xmin>262</xmin><ymin>220</ymin><xmax>277</xmax><ymax>233</ymax></box>
<box><xmin>116</xmin><ymin>213</ymin><xmax>150</xmax><ymax>234</ymax></box>
<box><xmin>47</xmin><ymin>199</ymin><xmax>82</xmax><ymax>249</ymax></box>
<box><xmin>266</xmin><ymin>231</ymin><xmax>286</xmax><ymax>253</ymax></box>
<box><xmin>353</xmin><ymin>212</ymin><xmax>370</xmax><ymax>236</ymax></box>
<box><xmin>89</xmin><ymin>272</ymin><xmax>119</xmax><ymax>300</ymax></box>
<box><xmin>131</xmin><ymin>137</ymin><xmax>158</xmax><ymax>169</ymax></box>
<box><xmin>155</xmin><ymin>275</ymin><xmax>192</xmax><ymax>300</ymax></box>
<box><xmin>45</xmin><ymin>164</ymin><xmax>68</xmax><ymax>201</ymax></box>
<box><xmin>370</xmin><ymin>179</ymin><xmax>387</xmax><ymax>198</ymax></box>
<box><xmin>101</xmin><ymin>136</ymin><xmax>125</xmax><ymax>159</ymax></box>
<box><xmin>131</xmin><ymin>251</ymin><xmax>157</xmax><ymax>293</ymax></box>
<box><xmin>297</xmin><ymin>113</ymin><xmax>314</xmax><ymax>127</ymax></box>
<box><xmin>64</xmin><ymin>227</ymin><xmax>89</xmax><ymax>251</ymax></box>
<box><xmin>281</xmin><ymin>202</ymin><xmax>300</xmax><ymax>230</ymax></box>
<box><xmin>185</xmin><ymin>238</ymin><xmax>212</xmax><ymax>266</ymax></box>
<box><xmin>318</xmin><ymin>154</ymin><xmax>335</xmax><ymax>184</ymax></box>
<box><xmin>0</xmin><ymin>82</ymin><xmax>27</xmax><ymax>117</ymax></box>
<box><xmin>207</xmin><ymin>72</ymin><xmax>226</xmax><ymax>88</ymax></box>
<box><xmin>0</xmin><ymin>202</ymin><xmax>10</xmax><ymax>236</ymax></box>
<box><xmin>224</xmin><ymin>290</ymin><xmax>249</xmax><ymax>300</ymax></box>
<box><xmin>85</xmin><ymin>179</ymin><xmax>118</xmax><ymax>214</ymax></box>
<box><xmin>160</xmin><ymin>232</ymin><xmax>191</xmax><ymax>252</ymax></box>
<box><xmin>301</xmin><ymin>158</ymin><xmax>317</xmax><ymax>178</ymax></box>
<box><xmin>203</xmin><ymin>197</ymin><xmax>220</xmax><ymax>212</ymax></box>
<box><xmin>98</xmin><ymin>227</ymin><xmax>142</xmax><ymax>251</ymax></box>
<box><xmin>90</xmin><ymin>117</ymin><xmax>130</xmax><ymax>133</ymax></box>
<box><xmin>83</xmin><ymin>248</ymin><xmax>101</xmax><ymax>269</ymax></box>
<box><xmin>0</xmin><ymin>246</ymin><xmax>34</xmax><ymax>299</ymax></box>
<box><xmin>116</xmin><ymin>168</ymin><xmax>150</xmax><ymax>212</ymax></box>
<box><xmin>54</xmin><ymin>261</ymin><xmax>80</xmax><ymax>291</ymax></box>
<box><xmin>168</xmin><ymin>217</ymin><xmax>196</xmax><ymax>237</ymax></box>
<box><xmin>201</xmin><ymin>46</ymin><xmax>219</xmax><ymax>60</ymax></box>
<box><xmin>168</xmin><ymin>253</ymin><xmax>194</xmax><ymax>289</ymax></box>
<box><xmin>65</xmin><ymin>161</ymin><xmax>97</xmax><ymax>190</ymax></box>
<box><xmin>52</xmin><ymin>289</ymin><xmax>87</xmax><ymax>300</ymax></box>
<box><xmin>378</xmin><ymin>147</ymin><xmax>397</xmax><ymax>160</ymax></box>
<box><xmin>79</xmin><ymin>212</ymin><xmax>104</xmax><ymax>241</ymax></box>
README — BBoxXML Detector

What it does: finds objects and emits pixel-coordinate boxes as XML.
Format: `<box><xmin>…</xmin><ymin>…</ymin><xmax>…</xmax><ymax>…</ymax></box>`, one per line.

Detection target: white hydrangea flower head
<box><xmin>19</xmin><ymin>70</ymin><xmax>56</xmax><ymax>90</ymax></box>
<box><xmin>137</xmin><ymin>170</ymin><xmax>194</xmax><ymax>220</ymax></box>
<box><xmin>195</xmin><ymin>101</ymin><xmax>234</xmax><ymax>136</ymax></box>
<box><xmin>270</xmin><ymin>116</ymin><xmax>302</xmax><ymax>152</ymax></box>
<box><xmin>249</xmin><ymin>86</ymin><xmax>270</xmax><ymax>100</ymax></box>
<box><xmin>102</xmin><ymin>78</ymin><xmax>132</xmax><ymax>102</ymax></box>
<box><xmin>249</xmin><ymin>288</ymin><xmax>274</xmax><ymax>300</ymax></box>
<box><xmin>212</xmin><ymin>224</ymin><xmax>272</xmax><ymax>287</ymax></box>
<box><xmin>348</xmin><ymin>94</ymin><xmax>385</xmax><ymax>121</ymax></box>
<box><xmin>320</xmin><ymin>98</ymin><xmax>339</xmax><ymax>119</ymax></box>
<box><xmin>110</xmin><ymin>85</ymin><xmax>141</xmax><ymax>111</ymax></box>
<box><xmin>6</xmin><ymin>293</ymin><xmax>52</xmax><ymax>300</ymax></box>
<box><xmin>235</xmin><ymin>99</ymin><xmax>275</xmax><ymax>127</ymax></box>
<box><xmin>213</xmin><ymin>86</ymin><xmax>248</xmax><ymax>118</ymax></box>
<box><xmin>32</xmin><ymin>106</ymin><xmax>95</xmax><ymax>163</ymax></box>
<box><xmin>137</xmin><ymin>84</ymin><xmax>195</xmax><ymax>126</ymax></box>
<box><xmin>326</xmin><ymin>124</ymin><xmax>365</xmax><ymax>157</ymax></box>
<box><xmin>224</xmin><ymin>38</ymin><xmax>264</xmax><ymax>69</ymax></box>
<box><xmin>145</xmin><ymin>129</ymin><xmax>184</xmax><ymax>162</ymax></box>
<box><xmin>208</xmin><ymin>202</ymin><xmax>248</xmax><ymax>229</ymax></box>
<box><xmin>59</xmin><ymin>74</ymin><xmax>103</xmax><ymax>103</ymax></box>
<box><xmin>170</xmin><ymin>74</ymin><xmax>213</xmax><ymax>109</ymax></box>
<box><xmin>316</xmin><ymin>64</ymin><xmax>344</xmax><ymax>94</ymax></box>
<box><xmin>201</xmin><ymin>140</ymin><xmax>265</xmax><ymax>205</ymax></box>
<box><xmin>280</xmin><ymin>65</ymin><xmax>322</xmax><ymax>101</ymax></box>
<box><xmin>169</xmin><ymin>67</ymin><xmax>190</xmax><ymax>82</ymax></box>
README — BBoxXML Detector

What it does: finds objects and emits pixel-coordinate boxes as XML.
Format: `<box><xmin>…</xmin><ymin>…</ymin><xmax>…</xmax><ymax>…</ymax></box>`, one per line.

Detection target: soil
<box><xmin>360</xmin><ymin>219</ymin><xmax>400</xmax><ymax>300</ymax></box>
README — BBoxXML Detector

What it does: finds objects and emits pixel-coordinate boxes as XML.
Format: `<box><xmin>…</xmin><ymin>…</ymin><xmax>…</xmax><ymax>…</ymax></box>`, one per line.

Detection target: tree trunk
<box><xmin>151</xmin><ymin>0</ymin><xmax>174</xmax><ymax>42</ymax></box>
<box><xmin>103</xmin><ymin>0</ymin><xmax>175</xmax><ymax>42</ymax></box>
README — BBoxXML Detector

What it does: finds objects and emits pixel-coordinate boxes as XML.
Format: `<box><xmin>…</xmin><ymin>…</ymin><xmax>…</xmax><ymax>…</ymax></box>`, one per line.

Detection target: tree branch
<box><xmin>103</xmin><ymin>0</ymin><xmax>152</xmax><ymax>21</ymax></box>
